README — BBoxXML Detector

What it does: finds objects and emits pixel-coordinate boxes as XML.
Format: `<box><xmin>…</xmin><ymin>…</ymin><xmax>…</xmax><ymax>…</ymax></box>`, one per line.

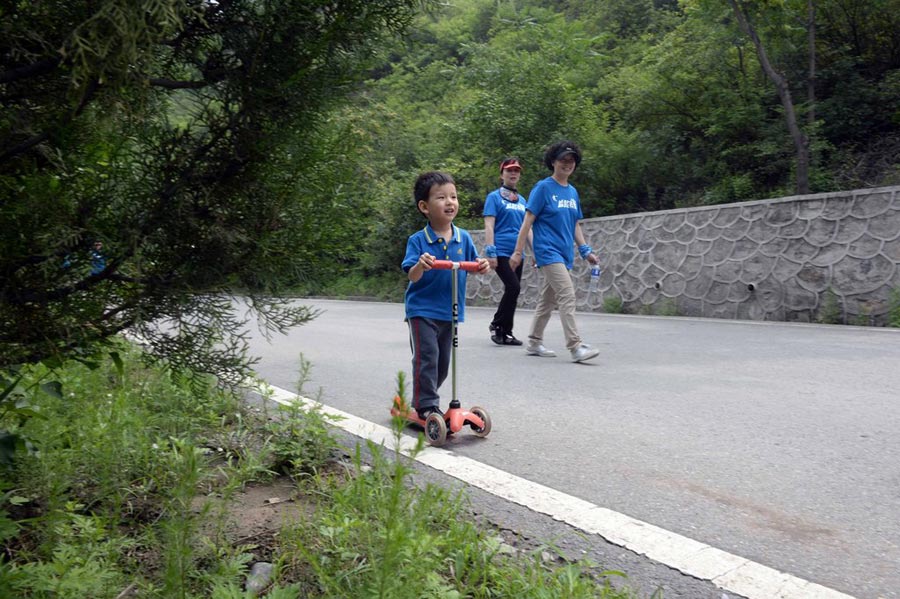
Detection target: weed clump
<box><xmin>817</xmin><ymin>288</ymin><xmax>844</xmax><ymax>324</ymax></box>
<box><xmin>1</xmin><ymin>348</ymin><xmax>642</xmax><ymax>598</ymax></box>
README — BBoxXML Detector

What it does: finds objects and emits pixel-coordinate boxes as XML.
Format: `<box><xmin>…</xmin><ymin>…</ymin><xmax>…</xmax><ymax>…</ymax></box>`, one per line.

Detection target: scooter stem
<box><xmin>431</xmin><ymin>260</ymin><xmax>476</xmax><ymax>410</ymax></box>
<box><xmin>449</xmin><ymin>261</ymin><xmax>460</xmax><ymax>409</ymax></box>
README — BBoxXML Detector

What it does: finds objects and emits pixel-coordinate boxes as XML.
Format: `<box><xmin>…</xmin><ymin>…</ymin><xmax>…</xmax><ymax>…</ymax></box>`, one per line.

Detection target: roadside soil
<box><xmin>213</xmin><ymin>476</ymin><xmax>311</xmax><ymax>558</ymax></box>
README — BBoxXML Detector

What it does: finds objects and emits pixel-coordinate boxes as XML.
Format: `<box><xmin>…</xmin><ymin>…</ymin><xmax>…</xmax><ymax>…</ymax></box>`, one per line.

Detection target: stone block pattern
<box><xmin>466</xmin><ymin>186</ymin><xmax>900</xmax><ymax>325</ymax></box>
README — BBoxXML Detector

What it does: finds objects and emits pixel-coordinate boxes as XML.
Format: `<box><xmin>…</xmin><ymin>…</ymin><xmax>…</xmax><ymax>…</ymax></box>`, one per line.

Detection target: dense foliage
<box><xmin>0</xmin><ymin>0</ymin><xmax>430</xmax><ymax>375</ymax></box>
<box><xmin>3</xmin><ymin>0</ymin><xmax>899</xmax><ymax>364</ymax></box>
<box><xmin>350</xmin><ymin>0</ymin><xmax>900</xmax><ymax>276</ymax></box>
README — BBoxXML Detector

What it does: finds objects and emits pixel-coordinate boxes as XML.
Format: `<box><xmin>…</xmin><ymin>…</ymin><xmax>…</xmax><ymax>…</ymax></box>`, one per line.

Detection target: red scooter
<box><xmin>391</xmin><ymin>260</ymin><xmax>492</xmax><ymax>446</ymax></box>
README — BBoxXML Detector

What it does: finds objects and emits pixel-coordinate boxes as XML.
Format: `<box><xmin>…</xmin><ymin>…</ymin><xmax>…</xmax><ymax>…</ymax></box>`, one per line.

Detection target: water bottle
<box><xmin>589</xmin><ymin>264</ymin><xmax>601</xmax><ymax>293</ymax></box>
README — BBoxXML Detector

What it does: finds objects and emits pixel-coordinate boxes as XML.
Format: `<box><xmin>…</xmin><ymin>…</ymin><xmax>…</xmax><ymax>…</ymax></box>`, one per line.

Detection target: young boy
<box><xmin>402</xmin><ymin>172</ymin><xmax>490</xmax><ymax>420</ymax></box>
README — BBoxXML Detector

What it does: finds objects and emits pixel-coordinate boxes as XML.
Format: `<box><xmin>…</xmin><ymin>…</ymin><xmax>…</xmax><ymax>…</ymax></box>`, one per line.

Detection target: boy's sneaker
<box><xmin>416</xmin><ymin>406</ymin><xmax>443</xmax><ymax>420</ymax></box>
<box><xmin>526</xmin><ymin>343</ymin><xmax>557</xmax><ymax>357</ymax></box>
<box><xmin>571</xmin><ymin>343</ymin><xmax>600</xmax><ymax>363</ymax></box>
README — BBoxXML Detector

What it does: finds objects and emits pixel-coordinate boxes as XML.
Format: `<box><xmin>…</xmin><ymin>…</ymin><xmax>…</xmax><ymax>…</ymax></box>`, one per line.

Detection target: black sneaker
<box><xmin>502</xmin><ymin>334</ymin><xmax>523</xmax><ymax>346</ymax></box>
<box><xmin>416</xmin><ymin>406</ymin><xmax>443</xmax><ymax>420</ymax></box>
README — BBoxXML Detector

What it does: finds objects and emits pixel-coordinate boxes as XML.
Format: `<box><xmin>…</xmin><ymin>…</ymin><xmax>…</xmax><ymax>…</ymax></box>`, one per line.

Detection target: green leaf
<box><xmin>1</xmin><ymin>376</ymin><xmax>23</xmax><ymax>402</ymax></box>
<box><xmin>109</xmin><ymin>351</ymin><xmax>124</xmax><ymax>380</ymax></box>
<box><xmin>39</xmin><ymin>381</ymin><xmax>63</xmax><ymax>399</ymax></box>
<box><xmin>0</xmin><ymin>431</ymin><xmax>20</xmax><ymax>466</ymax></box>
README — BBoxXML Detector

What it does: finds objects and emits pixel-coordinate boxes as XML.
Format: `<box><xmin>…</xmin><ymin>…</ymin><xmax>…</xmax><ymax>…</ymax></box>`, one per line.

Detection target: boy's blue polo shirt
<box><xmin>402</xmin><ymin>223</ymin><xmax>478</xmax><ymax>322</ymax></box>
<box><xmin>528</xmin><ymin>176</ymin><xmax>583</xmax><ymax>269</ymax></box>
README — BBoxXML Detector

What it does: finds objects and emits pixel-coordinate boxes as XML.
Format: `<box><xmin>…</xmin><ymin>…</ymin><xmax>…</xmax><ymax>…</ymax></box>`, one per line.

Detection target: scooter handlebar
<box><xmin>431</xmin><ymin>259</ymin><xmax>482</xmax><ymax>272</ymax></box>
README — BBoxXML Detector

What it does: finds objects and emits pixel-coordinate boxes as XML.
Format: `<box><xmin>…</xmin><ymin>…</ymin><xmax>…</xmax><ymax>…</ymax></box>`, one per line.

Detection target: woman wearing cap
<box><xmin>509</xmin><ymin>140</ymin><xmax>600</xmax><ymax>363</ymax></box>
<box><xmin>483</xmin><ymin>157</ymin><xmax>529</xmax><ymax>345</ymax></box>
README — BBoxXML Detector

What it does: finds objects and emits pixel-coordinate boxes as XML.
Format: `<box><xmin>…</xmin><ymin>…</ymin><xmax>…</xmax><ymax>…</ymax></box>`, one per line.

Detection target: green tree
<box><xmin>724</xmin><ymin>0</ymin><xmax>812</xmax><ymax>194</ymax></box>
<box><xmin>815</xmin><ymin>0</ymin><xmax>900</xmax><ymax>187</ymax></box>
<box><xmin>277</xmin><ymin>0</ymin><xmax>898</xmax><ymax>281</ymax></box>
<box><xmin>0</xmin><ymin>0</ymin><xmax>431</xmax><ymax>378</ymax></box>
<box><xmin>353</xmin><ymin>0</ymin><xmax>625</xmax><ymax>277</ymax></box>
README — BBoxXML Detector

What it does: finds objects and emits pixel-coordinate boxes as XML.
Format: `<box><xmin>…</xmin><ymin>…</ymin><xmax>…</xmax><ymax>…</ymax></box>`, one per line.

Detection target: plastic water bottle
<box><xmin>589</xmin><ymin>265</ymin><xmax>601</xmax><ymax>293</ymax></box>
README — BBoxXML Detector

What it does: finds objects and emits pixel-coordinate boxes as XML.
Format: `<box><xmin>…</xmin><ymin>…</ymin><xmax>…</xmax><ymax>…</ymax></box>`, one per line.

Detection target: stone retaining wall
<box><xmin>466</xmin><ymin>185</ymin><xmax>900</xmax><ymax>325</ymax></box>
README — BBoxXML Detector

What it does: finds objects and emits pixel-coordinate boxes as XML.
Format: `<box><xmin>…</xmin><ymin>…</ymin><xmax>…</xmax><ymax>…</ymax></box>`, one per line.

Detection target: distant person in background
<box><xmin>63</xmin><ymin>240</ymin><xmax>105</xmax><ymax>274</ymax></box>
<box><xmin>90</xmin><ymin>240</ymin><xmax>105</xmax><ymax>275</ymax></box>
<box><xmin>483</xmin><ymin>157</ymin><xmax>530</xmax><ymax>346</ymax></box>
<box><xmin>509</xmin><ymin>140</ymin><xmax>600</xmax><ymax>363</ymax></box>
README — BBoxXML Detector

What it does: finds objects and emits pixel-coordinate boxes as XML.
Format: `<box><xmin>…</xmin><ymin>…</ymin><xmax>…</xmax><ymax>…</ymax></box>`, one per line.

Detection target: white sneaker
<box><xmin>571</xmin><ymin>343</ymin><xmax>600</xmax><ymax>363</ymax></box>
<box><xmin>526</xmin><ymin>343</ymin><xmax>557</xmax><ymax>357</ymax></box>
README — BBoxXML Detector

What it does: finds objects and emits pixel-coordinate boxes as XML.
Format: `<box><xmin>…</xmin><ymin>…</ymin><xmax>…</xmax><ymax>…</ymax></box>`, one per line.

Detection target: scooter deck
<box><xmin>389</xmin><ymin>401</ymin><xmax>429</xmax><ymax>427</ymax></box>
<box><xmin>390</xmin><ymin>396</ymin><xmax>491</xmax><ymax>446</ymax></box>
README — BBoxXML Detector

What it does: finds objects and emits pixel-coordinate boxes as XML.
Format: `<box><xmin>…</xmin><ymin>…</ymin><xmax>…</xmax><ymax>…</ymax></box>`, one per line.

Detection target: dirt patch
<box><xmin>194</xmin><ymin>475</ymin><xmax>317</xmax><ymax>562</ymax></box>
<box><xmin>230</xmin><ymin>478</ymin><xmax>312</xmax><ymax>538</ymax></box>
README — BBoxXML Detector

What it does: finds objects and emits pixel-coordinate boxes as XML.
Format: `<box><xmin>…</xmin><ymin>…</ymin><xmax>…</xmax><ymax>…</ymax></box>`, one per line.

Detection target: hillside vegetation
<box><xmin>338</xmin><ymin>0</ymin><xmax>900</xmax><ymax>288</ymax></box>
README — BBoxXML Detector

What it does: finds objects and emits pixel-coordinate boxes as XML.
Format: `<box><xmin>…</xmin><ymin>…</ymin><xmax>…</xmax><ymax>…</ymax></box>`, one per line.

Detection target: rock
<box><xmin>245</xmin><ymin>561</ymin><xmax>274</xmax><ymax>596</ymax></box>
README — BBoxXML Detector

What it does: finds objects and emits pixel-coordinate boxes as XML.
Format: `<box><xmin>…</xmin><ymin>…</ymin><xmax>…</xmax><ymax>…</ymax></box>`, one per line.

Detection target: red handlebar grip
<box><xmin>432</xmin><ymin>259</ymin><xmax>481</xmax><ymax>272</ymax></box>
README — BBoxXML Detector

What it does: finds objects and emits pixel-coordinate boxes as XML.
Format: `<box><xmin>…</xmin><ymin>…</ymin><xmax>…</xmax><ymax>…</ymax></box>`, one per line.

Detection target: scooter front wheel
<box><xmin>468</xmin><ymin>406</ymin><xmax>491</xmax><ymax>437</ymax></box>
<box><xmin>425</xmin><ymin>413</ymin><xmax>448</xmax><ymax>446</ymax></box>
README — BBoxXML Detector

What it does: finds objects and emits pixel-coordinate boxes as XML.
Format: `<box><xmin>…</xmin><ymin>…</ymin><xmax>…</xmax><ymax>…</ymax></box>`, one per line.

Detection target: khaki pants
<box><xmin>528</xmin><ymin>262</ymin><xmax>582</xmax><ymax>351</ymax></box>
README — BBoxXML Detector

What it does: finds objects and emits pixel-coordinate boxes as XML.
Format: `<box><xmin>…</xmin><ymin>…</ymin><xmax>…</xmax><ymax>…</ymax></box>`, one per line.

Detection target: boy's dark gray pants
<box><xmin>407</xmin><ymin>317</ymin><xmax>452</xmax><ymax>414</ymax></box>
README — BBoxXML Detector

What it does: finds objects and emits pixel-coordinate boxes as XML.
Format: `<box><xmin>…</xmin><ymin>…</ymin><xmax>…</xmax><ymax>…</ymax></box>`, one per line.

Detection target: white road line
<box><xmin>258</xmin><ymin>382</ymin><xmax>856</xmax><ymax>599</ymax></box>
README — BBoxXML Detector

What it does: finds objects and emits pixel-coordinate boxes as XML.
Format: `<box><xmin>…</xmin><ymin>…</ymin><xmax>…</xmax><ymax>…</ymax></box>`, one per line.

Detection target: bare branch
<box><xmin>148</xmin><ymin>77</ymin><xmax>209</xmax><ymax>89</ymax></box>
<box><xmin>0</xmin><ymin>57</ymin><xmax>61</xmax><ymax>84</ymax></box>
<box><xmin>727</xmin><ymin>0</ymin><xmax>810</xmax><ymax>194</ymax></box>
<box><xmin>0</xmin><ymin>132</ymin><xmax>50</xmax><ymax>165</ymax></box>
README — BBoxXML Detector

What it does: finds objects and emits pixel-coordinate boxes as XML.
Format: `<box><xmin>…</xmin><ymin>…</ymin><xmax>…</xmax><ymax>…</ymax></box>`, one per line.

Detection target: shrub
<box><xmin>889</xmin><ymin>288</ymin><xmax>900</xmax><ymax>328</ymax></box>
<box><xmin>657</xmin><ymin>298</ymin><xmax>679</xmax><ymax>316</ymax></box>
<box><xmin>816</xmin><ymin>288</ymin><xmax>843</xmax><ymax>324</ymax></box>
<box><xmin>602</xmin><ymin>296</ymin><xmax>625</xmax><ymax>314</ymax></box>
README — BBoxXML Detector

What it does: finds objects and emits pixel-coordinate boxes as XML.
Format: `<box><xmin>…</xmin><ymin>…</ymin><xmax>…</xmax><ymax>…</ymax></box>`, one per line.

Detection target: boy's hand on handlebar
<box><xmin>418</xmin><ymin>253</ymin><xmax>435</xmax><ymax>270</ymax></box>
<box><xmin>476</xmin><ymin>257</ymin><xmax>491</xmax><ymax>274</ymax></box>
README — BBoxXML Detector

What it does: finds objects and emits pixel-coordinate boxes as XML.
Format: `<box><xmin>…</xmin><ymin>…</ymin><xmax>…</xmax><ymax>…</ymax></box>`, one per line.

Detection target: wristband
<box><xmin>484</xmin><ymin>245</ymin><xmax>498</xmax><ymax>258</ymax></box>
<box><xmin>578</xmin><ymin>244</ymin><xmax>592</xmax><ymax>259</ymax></box>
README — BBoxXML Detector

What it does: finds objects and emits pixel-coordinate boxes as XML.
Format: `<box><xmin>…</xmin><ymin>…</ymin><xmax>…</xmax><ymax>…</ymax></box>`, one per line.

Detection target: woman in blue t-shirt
<box><xmin>509</xmin><ymin>140</ymin><xmax>601</xmax><ymax>363</ymax></box>
<box><xmin>482</xmin><ymin>157</ymin><xmax>529</xmax><ymax>345</ymax></box>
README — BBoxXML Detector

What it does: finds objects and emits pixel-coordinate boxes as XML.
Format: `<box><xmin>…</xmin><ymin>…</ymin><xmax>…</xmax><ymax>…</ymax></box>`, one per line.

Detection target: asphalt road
<box><xmin>244</xmin><ymin>298</ymin><xmax>900</xmax><ymax>599</ymax></box>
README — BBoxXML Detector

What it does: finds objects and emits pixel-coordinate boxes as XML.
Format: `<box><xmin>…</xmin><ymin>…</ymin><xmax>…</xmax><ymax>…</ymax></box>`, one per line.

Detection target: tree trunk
<box><xmin>807</xmin><ymin>0</ymin><xmax>816</xmax><ymax>128</ymax></box>
<box><xmin>727</xmin><ymin>0</ymin><xmax>810</xmax><ymax>194</ymax></box>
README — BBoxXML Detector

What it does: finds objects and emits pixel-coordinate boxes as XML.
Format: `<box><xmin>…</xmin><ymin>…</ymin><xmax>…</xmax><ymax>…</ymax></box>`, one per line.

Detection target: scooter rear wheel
<box><xmin>468</xmin><ymin>406</ymin><xmax>491</xmax><ymax>437</ymax></box>
<box><xmin>424</xmin><ymin>413</ymin><xmax>448</xmax><ymax>446</ymax></box>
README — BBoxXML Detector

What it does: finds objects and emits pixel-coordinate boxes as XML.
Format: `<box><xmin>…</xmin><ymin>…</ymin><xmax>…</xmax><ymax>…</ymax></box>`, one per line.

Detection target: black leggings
<box><xmin>490</xmin><ymin>256</ymin><xmax>524</xmax><ymax>336</ymax></box>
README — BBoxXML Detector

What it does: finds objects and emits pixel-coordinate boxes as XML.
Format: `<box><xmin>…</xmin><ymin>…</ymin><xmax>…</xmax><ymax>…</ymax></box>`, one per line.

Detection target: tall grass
<box><xmin>1</xmin><ymin>346</ymin><xmax>255</xmax><ymax>597</ymax></box>
<box><xmin>1</xmin><ymin>345</ymin><xmax>646</xmax><ymax>598</ymax></box>
<box><xmin>276</xmin><ymin>423</ymin><xmax>639</xmax><ymax>598</ymax></box>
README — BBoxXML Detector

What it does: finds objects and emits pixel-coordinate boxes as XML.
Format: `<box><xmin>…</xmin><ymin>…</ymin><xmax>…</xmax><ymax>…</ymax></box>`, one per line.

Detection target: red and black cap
<box><xmin>500</xmin><ymin>158</ymin><xmax>523</xmax><ymax>172</ymax></box>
